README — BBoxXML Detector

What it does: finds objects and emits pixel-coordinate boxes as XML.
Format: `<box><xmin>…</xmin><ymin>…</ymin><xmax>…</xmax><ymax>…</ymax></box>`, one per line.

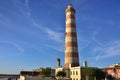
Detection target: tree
<box><xmin>93</xmin><ymin>69</ymin><xmax>106</xmax><ymax>80</ymax></box>
<box><xmin>82</xmin><ymin>68</ymin><xmax>106</xmax><ymax>80</ymax></box>
<box><xmin>107</xmin><ymin>74</ymin><xmax>114</xmax><ymax>80</ymax></box>
<box><xmin>41</xmin><ymin>68</ymin><xmax>51</xmax><ymax>77</ymax></box>
<box><xmin>82</xmin><ymin>68</ymin><xmax>94</xmax><ymax>80</ymax></box>
<box><xmin>56</xmin><ymin>70</ymin><xmax>66</xmax><ymax>80</ymax></box>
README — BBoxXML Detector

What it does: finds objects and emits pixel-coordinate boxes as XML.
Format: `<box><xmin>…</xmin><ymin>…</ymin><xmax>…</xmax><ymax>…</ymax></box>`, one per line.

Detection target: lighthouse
<box><xmin>65</xmin><ymin>4</ymin><xmax>79</xmax><ymax>69</ymax></box>
<box><xmin>55</xmin><ymin>4</ymin><xmax>93</xmax><ymax>80</ymax></box>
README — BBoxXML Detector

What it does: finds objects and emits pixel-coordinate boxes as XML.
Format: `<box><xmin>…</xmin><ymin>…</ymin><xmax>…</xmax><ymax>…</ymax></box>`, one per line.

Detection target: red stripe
<box><xmin>65</xmin><ymin>42</ymin><xmax>78</xmax><ymax>47</ymax></box>
<box><xmin>66</xmin><ymin>23</ymin><xmax>76</xmax><ymax>28</ymax></box>
<box><xmin>65</xmin><ymin>52</ymin><xmax>79</xmax><ymax>58</ymax></box>
<box><xmin>65</xmin><ymin>63</ymin><xmax>79</xmax><ymax>69</ymax></box>
<box><xmin>66</xmin><ymin>14</ymin><xmax>75</xmax><ymax>19</ymax></box>
<box><xmin>65</xmin><ymin>32</ymin><xmax>77</xmax><ymax>37</ymax></box>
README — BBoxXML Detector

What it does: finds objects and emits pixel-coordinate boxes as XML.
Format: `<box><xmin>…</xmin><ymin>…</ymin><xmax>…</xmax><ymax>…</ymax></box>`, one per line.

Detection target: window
<box><xmin>71</xmin><ymin>71</ymin><xmax>72</xmax><ymax>75</ymax></box>
<box><xmin>73</xmin><ymin>71</ymin><xmax>75</xmax><ymax>75</ymax></box>
<box><xmin>76</xmin><ymin>78</ymin><xmax>78</xmax><ymax>80</ymax></box>
<box><xmin>76</xmin><ymin>71</ymin><xmax>78</xmax><ymax>75</ymax></box>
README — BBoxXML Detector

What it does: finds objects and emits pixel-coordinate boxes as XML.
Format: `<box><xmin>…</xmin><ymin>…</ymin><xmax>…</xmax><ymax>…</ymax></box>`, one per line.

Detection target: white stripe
<box><xmin>66</xmin><ymin>11</ymin><xmax>74</xmax><ymax>15</ymax></box>
<box><xmin>65</xmin><ymin>47</ymin><xmax>78</xmax><ymax>53</ymax></box>
<box><xmin>66</xmin><ymin>19</ymin><xmax>75</xmax><ymax>24</ymax></box>
<box><xmin>66</xmin><ymin>27</ymin><xmax>76</xmax><ymax>32</ymax></box>
<box><xmin>65</xmin><ymin>57</ymin><xmax>79</xmax><ymax>63</ymax></box>
<box><xmin>65</xmin><ymin>37</ymin><xmax>77</xmax><ymax>43</ymax></box>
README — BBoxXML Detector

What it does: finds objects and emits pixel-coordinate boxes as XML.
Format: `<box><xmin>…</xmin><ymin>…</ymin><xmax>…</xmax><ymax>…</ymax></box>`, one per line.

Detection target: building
<box><xmin>20</xmin><ymin>67</ymin><xmax>55</xmax><ymax>80</ymax></box>
<box><xmin>103</xmin><ymin>63</ymin><xmax>120</xmax><ymax>80</ymax></box>
<box><xmin>34</xmin><ymin>67</ymin><xmax>55</xmax><ymax>77</ymax></box>
<box><xmin>55</xmin><ymin>4</ymin><xmax>97</xmax><ymax>80</ymax></box>
<box><xmin>20</xmin><ymin>71</ymin><xmax>40</xmax><ymax>80</ymax></box>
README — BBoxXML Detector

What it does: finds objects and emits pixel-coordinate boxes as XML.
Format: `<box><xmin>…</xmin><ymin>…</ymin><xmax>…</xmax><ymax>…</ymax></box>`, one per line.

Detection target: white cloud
<box><xmin>0</xmin><ymin>41</ymin><xmax>24</xmax><ymax>56</ymax></box>
<box><xmin>31</xmin><ymin>20</ymin><xmax>64</xmax><ymax>42</ymax></box>
<box><xmin>0</xmin><ymin>13</ymin><xmax>11</xmax><ymax>25</ymax></box>
<box><xmin>45</xmin><ymin>44</ymin><xmax>64</xmax><ymax>52</ymax></box>
<box><xmin>45</xmin><ymin>28</ymin><xmax>63</xmax><ymax>42</ymax></box>
<box><xmin>77</xmin><ymin>29</ymin><xmax>101</xmax><ymax>50</ymax></box>
<box><xmin>10</xmin><ymin>0</ymin><xmax>63</xmax><ymax>43</ymax></box>
<box><xmin>77</xmin><ymin>30</ymin><xmax>120</xmax><ymax>61</ymax></box>
<box><xmin>94</xmin><ymin>40</ymin><xmax>120</xmax><ymax>60</ymax></box>
<box><xmin>10</xmin><ymin>0</ymin><xmax>31</xmax><ymax>17</ymax></box>
<box><xmin>25</xmin><ymin>0</ymin><xmax>31</xmax><ymax>16</ymax></box>
<box><xmin>30</xmin><ymin>20</ymin><xmax>64</xmax><ymax>52</ymax></box>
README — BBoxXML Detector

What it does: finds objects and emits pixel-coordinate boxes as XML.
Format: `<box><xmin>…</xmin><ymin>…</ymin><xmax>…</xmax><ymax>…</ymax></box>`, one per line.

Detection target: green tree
<box><xmin>82</xmin><ymin>68</ymin><xmax>106</xmax><ymax>80</ymax></box>
<box><xmin>82</xmin><ymin>68</ymin><xmax>94</xmax><ymax>80</ymax></box>
<box><xmin>93</xmin><ymin>69</ymin><xmax>106</xmax><ymax>80</ymax></box>
<box><xmin>56</xmin><ymin>70</ymin><xmax>66</xmax><ymax>80</ymax></box>
<box><xmin>107</xmin><ymin>74</ymin><xmax>114</xmax><ymax>80</ymax></box>
<box><xmin>41</xmin><ymin>68</ymin><xmax>51</xmax><ymax>77</ymax></box>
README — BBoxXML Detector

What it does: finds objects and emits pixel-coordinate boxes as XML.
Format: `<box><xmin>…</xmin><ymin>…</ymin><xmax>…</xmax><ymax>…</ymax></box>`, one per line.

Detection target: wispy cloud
<box><xmin>25</xmin><ymin>0</ymin><xmax>31</xmax><ymax>16</ymax></box>
<box><xmin>11</xmin><ymin>0</ymin><xmax>31</xmax><ymax>17</ymax></box>
<box><xmin>44</xmin><ymin>28</ymin><xmax>63</xmax><ymax>42</ymax></box>
<box><xmin>11</xmin><ymin>0</ymin><xmax>25</xmax><ymax>14</ymax></box>
<box><xmin>0</xmin><ymin>41</ymin><xmax>24</xmax><ymax>56</ymax></box>
<box><xmin>10</xmin><ymin>0</ymin><xmax>63</xmax><ymax>43</ymax></box>
<box><xmin>0</xmin><ymin>13</ymin><xmax>11</xmax><ymax>25</ymax></box>
<box><xmin>31</xmin><ymin>19</ymin><xmax>64</xmax><ymax>43</ymax></box>
<box><xmin>6</xmin><ymin>0</ymin><xmax>64</xmax><ymax>53</ymax></box>
<box><xmin>94</xmin><ymin>40</ymin><xmax>120</xmax><ymax>60</ymax></box>
<box><xmin>45</xmin><ymin>44</ymin><xmax>64</xmax><ymax>53</ymax></box>
<box><xmin>78</xmin><ymin>29</ymin><xmax>120</xmax><ymax>61</ymax></box>
<box><xmin>80</xmin><ymin>14</ymin><xmax>118</xmax><ymax>28</ymax></box>
<box><xmin>91</xmin><ymin>30</ymin><xmax>104</xmax><ymax>47</ymax></box>
<box><xmin>23</xmin><ymin>18</ymin><xmax>64</xmax><ymax>52</ymax></box>
<box><xmin>77</xmin><ymin>29</ymin><xmax>101</xmax><ymax>50</ymax></box>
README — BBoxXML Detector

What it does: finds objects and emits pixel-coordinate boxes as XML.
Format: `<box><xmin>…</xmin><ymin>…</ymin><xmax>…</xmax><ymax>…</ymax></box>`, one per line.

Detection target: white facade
<box><xmin>70</xmin><ymin>66</ymin><xmax>82</xmax><ymax>80</ymax></box>
<box><xmin>20</xmin><ymin>75</ymin><xmax>25</xmax><ymax>80</ymax></box>
<box><xmin>20</xmin><ymin>75</ymin><xmax>55</xmax><ymax>80</ymax></box>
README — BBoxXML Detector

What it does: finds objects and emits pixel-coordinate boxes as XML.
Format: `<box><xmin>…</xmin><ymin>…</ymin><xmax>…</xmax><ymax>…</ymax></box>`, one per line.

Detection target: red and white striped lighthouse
<box><xmin>65</xmin><ymin>4</ymin><xmax>79</xmax><ymax>69</ymax></box>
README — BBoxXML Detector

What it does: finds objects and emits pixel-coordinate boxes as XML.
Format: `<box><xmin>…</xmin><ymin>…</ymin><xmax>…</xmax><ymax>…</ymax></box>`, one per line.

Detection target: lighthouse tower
<box><xmin>65</xmin><ymin>4</ymin><xmax>79</xmax><ymax>69</ymax></box>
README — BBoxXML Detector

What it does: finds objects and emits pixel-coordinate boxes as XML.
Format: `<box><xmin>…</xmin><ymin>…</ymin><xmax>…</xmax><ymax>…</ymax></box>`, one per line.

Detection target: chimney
<box><xmin>57</xmin><ymin>58</ymin><xmax>61</xmax><ymax>67</ymax></box>
<box><xmin>83</xmin><ymin>61</ymin><xmax>87</xmax><ymax>67</ymax></box>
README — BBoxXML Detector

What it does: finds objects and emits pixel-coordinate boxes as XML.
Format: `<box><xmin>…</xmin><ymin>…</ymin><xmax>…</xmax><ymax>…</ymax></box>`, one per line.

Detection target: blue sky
<box><xmin>0</xmin><ymin>0</ymin><xmax>120</xmax><ymax>74</ymax></box>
